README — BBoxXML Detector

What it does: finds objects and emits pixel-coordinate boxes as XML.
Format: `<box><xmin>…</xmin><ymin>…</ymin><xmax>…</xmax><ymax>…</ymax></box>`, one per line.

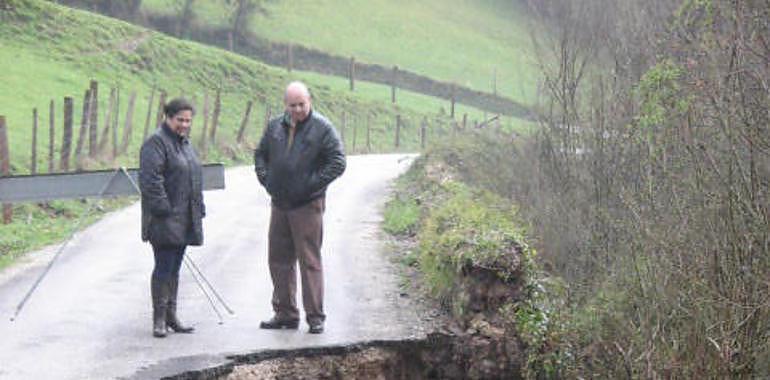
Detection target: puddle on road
<box><xmin>164</xmin><ymin>332</ymin><xmax>521</xmax><ymax>380</ymax></box>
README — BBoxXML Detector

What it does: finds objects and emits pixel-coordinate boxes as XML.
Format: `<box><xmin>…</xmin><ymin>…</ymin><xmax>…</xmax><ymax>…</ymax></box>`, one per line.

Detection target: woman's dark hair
<box><xmin>164</xmin><ymin>98</ymin><xmax>195</xmax><ymax>118</ymax></box>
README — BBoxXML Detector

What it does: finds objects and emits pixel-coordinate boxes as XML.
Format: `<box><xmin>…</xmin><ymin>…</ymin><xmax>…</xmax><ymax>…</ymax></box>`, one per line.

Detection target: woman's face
<box><xmin>167</xmin><ymin>110</ymin><xmax>193</xmax><ymax>137</ymax></box>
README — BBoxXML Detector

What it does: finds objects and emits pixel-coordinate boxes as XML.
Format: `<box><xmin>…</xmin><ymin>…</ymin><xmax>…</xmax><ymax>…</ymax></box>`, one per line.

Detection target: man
<box><xmin>254</xmin><ymin>81</ymin><xmax>346</xmax><ymax>334</ymax></box>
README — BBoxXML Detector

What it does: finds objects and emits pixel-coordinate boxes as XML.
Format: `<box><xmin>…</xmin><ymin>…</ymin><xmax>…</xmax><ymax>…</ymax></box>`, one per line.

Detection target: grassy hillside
<box><xmin>1</xmin><ymin>0</ymin><xmax>534</xmax><ymax>264</ymax></box>
<box><xmin>141</xmin><ymin>0</ymin><xmax>537</xmax><ymax>105</ymax></box>
<box><xmin>2</xmin><ymin>0</ymin><xmax>529</xmax><ymax>175</ymax></box>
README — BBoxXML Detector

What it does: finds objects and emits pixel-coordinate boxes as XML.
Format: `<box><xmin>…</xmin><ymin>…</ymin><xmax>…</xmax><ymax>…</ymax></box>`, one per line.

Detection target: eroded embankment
<box><xmin>167</xmin><ymin>319</ymin><xmax>521</xmax><ymax>380</ymax></box>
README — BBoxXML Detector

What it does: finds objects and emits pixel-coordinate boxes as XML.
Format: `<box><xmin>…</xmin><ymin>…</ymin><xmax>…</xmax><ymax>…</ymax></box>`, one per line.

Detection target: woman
<box><xmin>139</xmin><ymin>98</ymin><xmax>205</xmax><ymax>338</ymax></box>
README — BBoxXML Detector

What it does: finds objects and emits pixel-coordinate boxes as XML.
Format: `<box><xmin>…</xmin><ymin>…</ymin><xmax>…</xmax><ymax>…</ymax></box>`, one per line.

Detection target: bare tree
<box><xmin>503</xmin><ymin>0</ymin><xmax>770</xmax><ymax>377</ymax></box>
<box><xmin>173</xmin><ymin>0</ymin><xmax>195</xmax><ymax>38</ymax></box>
<box><xmin>225</xmin><ymin>0</ymin><xmax>264</xmax><ymax>50</ymax></box>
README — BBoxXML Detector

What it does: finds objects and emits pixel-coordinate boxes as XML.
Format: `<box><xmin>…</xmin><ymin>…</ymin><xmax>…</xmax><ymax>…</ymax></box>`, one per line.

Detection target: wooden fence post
<box><xmin>112</xmin><ymin>87</ymin><xmax>120</xmax><ymax>158</ymax></box>
<box><xmin>48</xmin><ymin>100</ymin><xmax>55</xmax><ymax>172</ymax></box>
<box><xmin>394</xmin><ymin>114</ymin><xmax>401</xmax><ymax>148</ymax></box>
<box><xmin>263</xmin><ymin>103</ymin><xmax>272</xmax><ymax>136</ymax></box>
<box><xmin>0</xmin><ymin>116</ymin><xmax>11</xmax><ymax>224</ymax></box>
<box><xmin>154</xmin><ymin>90</ymin><xmax>167</xmax><ymax>131</ymax></box>
<box><xmin>199</xmin><ymin>92</ymin><xmax>209</xmax><ymax>158</ymax></box>
<box><xmin>450</xmin><ymin>84</ymin><xmax>456</xmax><ymax>119</ymax></box>
<box><xmin>31</xmin><ymin>108</ymin><xmax>38</xmax><ymax>175</ymax></box>
<box><xmin>391</xmin><ymin>65</ymin><xmax>398</xmax><ymax>103</ymax></box>
<box><xmin>366</xmin><ymin>114</ymin><xmax>371</xmax><ymax>153</ymax></box>
<box><xmin>98</xmin><ymin>87</ymin><xmax>116</xmax><ymax>155</ymax></box>
<box><xmin>287</xmin><ymin>43</ymin><xmax>293</xmax><ymax>73</ymax></box>
<box><xmin>188</xmin><ymin>95</ymin><xmax>198</xmax><ymax>142</ymax></box>
<box><xmin>143</xmin><ymin>87</ymin><xmax>156</xmax><ymax>141</ymax></box>
<box><xmin>351</xmin><ymin>113</ymin><xmax>358</xmax><ymax>152</ymax></box>
<box><xmin>75</xmin><ymin>89</ymin><xmax>92</xmax><ymax>171</ymax></box>
<box><xmin>88</xmin><ymin>80</ymin><xmax>99</xmax><ymax>158</ymax></box>
<box><xmin>120</xmin><ymin>91</ymin><xmax>137</xmax><ymax>155</ymax></box>
<box><xmin>209</xmin><ymin>89</ymin><xmax>221</xmax><ymax>144</ymax></box>
<box><xmin>61</xmin><ymin>97</ymin><xmax>73</xmax><ymax>171</ymax></box>
<box><xmin>420</xmin><ymin>117</ymin><xmax>427</xmax><ymax>149</ymax></box>
<box><xmin>349</xmin><ymin>56</ymin><xmax>355</xmax><ymax>91</ymax></box>
<box><xmin>462</xmin><ymin>113</ymin><xmax>467</xmax><ymax>130</ymax></box>
<box><xmin>236</xmin><ymin>100</ymin><xmax>253</xmax><ymax>143</ymax></box>
<box><xmin>492</xmin><ymin>67</ymin><xmax>497</xmax><ymax>96</ymax></box>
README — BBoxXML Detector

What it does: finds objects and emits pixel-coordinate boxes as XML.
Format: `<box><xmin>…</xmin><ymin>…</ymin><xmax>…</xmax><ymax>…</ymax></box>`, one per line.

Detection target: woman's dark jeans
<box><xmin>151</xmin><ymin>245</ymin><xmax>186</xmax><ymax>282</ymax></box>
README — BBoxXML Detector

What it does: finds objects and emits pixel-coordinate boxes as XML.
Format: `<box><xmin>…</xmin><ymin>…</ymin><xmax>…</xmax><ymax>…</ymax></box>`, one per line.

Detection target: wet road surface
<box><xmin>0</xmin><ymin>154</ymin><xmax>425</xmax><ymax>379</ymax></box>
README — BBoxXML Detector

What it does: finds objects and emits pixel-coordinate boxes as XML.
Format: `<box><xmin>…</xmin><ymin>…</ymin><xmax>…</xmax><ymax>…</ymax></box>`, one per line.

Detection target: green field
<box><xmin>140</xmin><ymin>0</ymin><xmax>538</xmax><ymax>105</ymax></box>
<box><xmin>0</xmin><ymin>0</ymin><xmax>536</xmax><ymax>179</ymax></box>
<box><xmin>0</xmin><ymin>0</ymin><xmax>529</xmax><ymax>173</ymax></box>
<box><xmin>0</xmin><ymin>0</ymin><xmax>532</xmax><ymax>264</ymax></box>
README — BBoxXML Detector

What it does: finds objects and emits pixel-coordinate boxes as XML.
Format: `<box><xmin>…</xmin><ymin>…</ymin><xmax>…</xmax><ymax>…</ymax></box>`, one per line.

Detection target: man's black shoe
<box><xmin>259</xmin><ymin>317</ymin><xmax>299</xmax><ymax>330</ymax></box>
<box><xmin>308</xmin><ymin>320</ymin><xmax>324</xmax><ymax>334</ymax></box>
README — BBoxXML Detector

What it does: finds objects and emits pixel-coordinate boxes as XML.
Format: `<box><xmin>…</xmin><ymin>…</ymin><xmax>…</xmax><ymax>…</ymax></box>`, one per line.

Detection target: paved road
<box><xmin>0</xmin><ymin>154</ymin><xmax>424</xmax><ymax>379</ymax></box>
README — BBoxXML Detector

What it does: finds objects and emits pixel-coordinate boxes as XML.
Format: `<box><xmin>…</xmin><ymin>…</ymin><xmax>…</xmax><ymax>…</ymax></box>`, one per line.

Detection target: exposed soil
<box><xmin>165</xmin><ymin>330</ymin><xmax>522</xmax><ymax>380</ymax></box>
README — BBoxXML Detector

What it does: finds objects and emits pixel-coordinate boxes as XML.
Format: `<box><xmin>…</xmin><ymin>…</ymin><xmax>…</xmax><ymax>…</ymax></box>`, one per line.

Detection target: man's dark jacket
<box><xmin>254</xmin><ymin>110</ymin><xmax>346</xmax><ymax>210</ymax></box>
<box><xmin>140</xmin><ymin>123</ymin><xmax>205</xmax><ymax>247</ymax></box>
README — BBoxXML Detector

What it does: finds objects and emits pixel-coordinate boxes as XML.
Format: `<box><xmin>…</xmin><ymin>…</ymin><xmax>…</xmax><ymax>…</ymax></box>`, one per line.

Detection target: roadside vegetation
<box><xmin>383</xmin><ymin>131</ymin><xmax>550</xmax><ymax>377</ymax></box>
<box><xmin>388</xmin><ymin>0</ymin><xmax>770</xmax><ymax>379</ymax></box>
<box><xmin>514</xmin><ymin>0</ymin><xmax>769</xmax><ymax>377</ymax></box>
<box><xmin>0</xmin><ymin>198</ymin><xmax>135</xmax><ymax>270</ymax></box>
<box><xmin>386</xmin><ymin>0</ymin><xmax>769</xmax><ymax>378</ymax></box>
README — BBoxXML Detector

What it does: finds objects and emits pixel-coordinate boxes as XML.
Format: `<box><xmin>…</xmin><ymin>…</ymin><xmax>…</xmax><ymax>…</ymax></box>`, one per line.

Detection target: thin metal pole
<box><xmin>184</xmin><ymin>255</ymin><xmax>234</xmax><ymax>314</ymax></box>
<box><xmin>121</xmin><ymin>166</ymin><xmax>140</xmax><ymax>192</ymax></box>
<box><xmin>183</xmin><ymin>258</ymin><xmax>223</xmax><ymax>324</ymax></box>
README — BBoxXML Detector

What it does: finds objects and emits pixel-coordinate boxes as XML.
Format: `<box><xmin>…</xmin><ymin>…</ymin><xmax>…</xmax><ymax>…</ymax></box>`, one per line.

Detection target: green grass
<box><xmin>418</xmin><ymin>182</ymin><xmax>526</xmax><ymax>294</ymax></box>
<box><xmin>0</xmin><ymin>197</ymin><xmax>135</xmax><ymax>270</ymax></box>
<box><xmin>382</xmin><ymin>196</ymin><xmax>420</xmax><ymax>236</ymax></box>
<box><xmin>0</xmin><ymin>1</ymin><xmax>438</xmax><ymax>171</ymax></box>
<box><xmin>140</xmin><ymin>0</ymin><xmax>539</xmax><ymax>105</ymax></box>
<box><xmin>0</xmin><ymin>0</ymin><xmax>532</xmax><ymax>172</ymax></box>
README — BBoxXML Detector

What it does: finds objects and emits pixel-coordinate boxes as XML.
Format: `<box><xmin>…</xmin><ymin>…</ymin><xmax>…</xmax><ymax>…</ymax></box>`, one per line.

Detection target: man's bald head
<box><xmin>285</xmin><ymin>81</ymin><xmax>311</xmax><ymax>101</ymax></box>
<box><xmin>284</xmin><ymin>81</ymin><xmax>312</xmax><ymax>125</ymax></box>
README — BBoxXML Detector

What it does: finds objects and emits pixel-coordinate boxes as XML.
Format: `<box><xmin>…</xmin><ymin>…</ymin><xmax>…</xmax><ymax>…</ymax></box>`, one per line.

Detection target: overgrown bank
<box><xmin>382</xmin><ymin>133</ymin><xmax>560</xmax><ymax>379</ymax></box>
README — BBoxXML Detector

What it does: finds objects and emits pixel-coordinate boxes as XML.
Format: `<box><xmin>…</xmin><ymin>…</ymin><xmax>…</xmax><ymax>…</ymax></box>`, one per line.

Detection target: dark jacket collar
<box><xmin>282</xmin><ymin>109</ymin><xmax>314</xmax><ymax>130</ymax></box>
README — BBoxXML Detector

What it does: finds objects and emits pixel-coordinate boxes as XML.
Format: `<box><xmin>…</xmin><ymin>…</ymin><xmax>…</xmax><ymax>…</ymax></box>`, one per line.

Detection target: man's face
<box><xmin>284</xmin><ymin>90</ymin><xmax>311</xmax><ymax>125</ymax></box>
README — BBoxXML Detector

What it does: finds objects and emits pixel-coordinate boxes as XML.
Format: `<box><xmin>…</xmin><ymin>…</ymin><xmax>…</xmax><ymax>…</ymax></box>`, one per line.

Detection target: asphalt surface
<box><xmin>0</xmin><ymin>154</ymin><xmax>425</xmax><ymax>379</ymax></box>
